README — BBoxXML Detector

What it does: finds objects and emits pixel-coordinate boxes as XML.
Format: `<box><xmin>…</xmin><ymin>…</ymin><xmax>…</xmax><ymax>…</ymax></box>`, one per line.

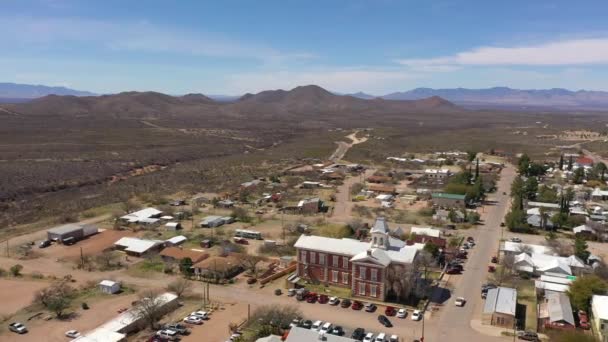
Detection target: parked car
<box><xmin>156</xmin><ymin>329</ymin><xmax>179</xmax><ymax>341</ymax></box>
<box><xmin>246</xmin><ymin>278</ymin><xmax>257</xmax><ymax>285</ymax></box>
<box><xmin>330</xmin><ymin>325</ymin><xmax>344</xmax><ymax>336</ymax></box>
<box><xmin>341</xmin><ymin>298</ymin><xmax>352</xmax><ymax>308</ymax></box>
<box><xmin>363</xmin><ymin>333</ymin><xmax>375</xmax><ymax>342</ymax></box>
<box><xmin>299</xmin><ymin>320</ymin><xmax>312</xmax><ymax>329</ymax></box>
<box><xmin>488</xmin><ymin>265</ymin><xmax>496</xmax><ymax>273</ymax></box>
<box><xmin>328</xmin><ymin>296</ymin><xmax>339</xmax><ymax>305</ymax></box>
<box><xmin>296</xmin><ymin>289</ymin><xmax>309</xmax><ymax>301</ymax></box>
<box><xmin>165</xmin><ymin>324</ymin><xmax>190</xmax><ymax>335</ymax></box>
<box><xmin>274</xmin><ymin>289</ymin><xmax>282</xmax><ymax>296</ymax></box>
<box><xmin>449</xmin><ymin>264</ymin><xmax>463</xmax><ymax>272</ymax></box>
<box><xmin>364</xmin><ymin>302</ymin><xmax>377</xmax><ymax>312</ymax></box>
<box><xmin>9</xmin><ymin>322</ymin><xmax>27</xmax><ymax>334</ymax></box>
<box><xmin>39</xmin><ymin>239</ymin><xmax>51</xmax><ymax>248</ymax></box>
<box><xmin>578</xmin><ymin>310</ymin><xmax>590</xmax><ymax>329</ymax></box>
<box><xmin>397</xmin><ymin>308</ymin><xmax>407</xmax><ymax>318</ymax></box>
<box><xmin>411</xmin><ymin>310</ymin><xmax>422</xmax><ymax>321</ymax></box>
<box><xmin>378</xmin><ymin>315</ymin><xmax>392</xmax><ymax>327</ymax></box>
<box><xmin>289</xmin><ymin>318</ymin><xmax>301</xmax><ymax>328</ymax></box>
<box><xmin>389</xmin><ymin>335</ymin><xmax>399</xmax><ymax>342</ymax></box>
<box><xmin>65</xmin><ymin>330</ymin><xmax>81</xmax><ymax>338</ymax></box>
<box><xmin>306</xmin><ymin>293</ymin><xmax>318</xmax><ymax>303</ymax></box>
<box><xmin>491</xmin><ymin>256</ymin><xmax>498</xmax><ymax>263</ymax></box>
<box><xmin>352</xmin><ymin>301</ymin><xmax>364</xmax><ymax>310</ymax></box>
<box><xmin>374</xmin><ymin>332</ymin><xmax>387</xmax><ymax>342</ymax></box>
<box><xmin>455</xmin><ymin>297</ymin><xmax>466</xmax><ymax>307</ymax></box>
<box><xmin>312</xmin><ymin>320</ymin><xmax>324</xmax><ymax>331</ymax></box>
<box><xmin>351</xmin><ymin>328</ymin><xmax>366</xmax><ymax>341</ymax></box>
<box><xmin>466</xmin><ymin>236</ymin><xmax>474</xmax><ymax>242</ymax></box>
<box><xmin>385</xmin><ymin>306</ymin><xmax>396</xmax><ymax>316</ymax></box>
<box><xmin>318</xmin><ymin>294</ymin><xmax>329</xmax><ymax>304</ymax></box>
<box><xmin>320</xmin><ymin>322</ymin><xmax>333</xmax><ymax>334</ymax></box>
<box><xmin>510</xmin><ymin>237</ymin><xmax>522</xmax><ymax>243</ymax></box>
<box><xmin>287</xmin><ymin>288</ymin><xmax>296</xmax><ymax>297</ymax></box>
<box><xmin>446</xmin><ymin>267</ymin><xmax>461</xmax><ymax>274</ymax></box>
<box><xmin>189</xmin><ymin>311</ymin><xmax>209</xmax><ymax>320</ymax></box>
<box><xmin>516</xmin><ymin>330</ymin><xmax>539</xmax><ymax>341</ymax></box>
<box><xmin>183</xmin><ymin>316</ymin><xmax>203</xmax><ymax>325</ymax></box>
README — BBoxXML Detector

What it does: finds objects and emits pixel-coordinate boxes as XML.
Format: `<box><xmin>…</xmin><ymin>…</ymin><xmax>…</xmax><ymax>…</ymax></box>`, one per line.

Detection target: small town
<box><xmin>2</xmin><ymin>139</ymin><xmax>608</xmax><ymax>342</ymax></box>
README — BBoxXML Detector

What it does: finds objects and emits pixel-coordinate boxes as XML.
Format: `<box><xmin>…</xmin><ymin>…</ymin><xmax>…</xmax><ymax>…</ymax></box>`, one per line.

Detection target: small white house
<box><xmin>99</xmin><ymin>280</ymin><xmax>121</xmax><ymax>294</ymax></box>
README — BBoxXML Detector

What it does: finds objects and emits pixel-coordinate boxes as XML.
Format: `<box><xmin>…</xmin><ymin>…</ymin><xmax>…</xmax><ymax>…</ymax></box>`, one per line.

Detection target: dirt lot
<box><xmin>0</xmin><ymin>292</ymin><xmax>137</xmax><ymax>342</ymax></box>
<box><xmin>47</xmin><ymin>229</ymin><xmax>137</xmax><ymax>262</ymax></box>
<box><xmin>0</xmin><ymin>278</ymin><xmax>51</xmax><ymax>316</ymax></box>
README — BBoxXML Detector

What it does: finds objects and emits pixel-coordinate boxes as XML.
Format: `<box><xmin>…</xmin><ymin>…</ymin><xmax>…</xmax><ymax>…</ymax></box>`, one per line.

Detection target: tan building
<box><xmin>482</xmin><ymin>287</ymin><xmax>517</xmax><ymax>328</ymax></box>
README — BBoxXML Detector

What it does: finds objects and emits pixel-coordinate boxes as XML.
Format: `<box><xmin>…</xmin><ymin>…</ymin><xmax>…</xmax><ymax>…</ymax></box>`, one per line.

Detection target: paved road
<box><xmin>428</xmin><ymin>164</ymin><xmax>516</xmax><ymax>342</ymax></box>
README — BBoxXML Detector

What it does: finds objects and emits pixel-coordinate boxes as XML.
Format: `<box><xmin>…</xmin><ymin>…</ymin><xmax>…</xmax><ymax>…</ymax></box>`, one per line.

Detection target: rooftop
<box><xmin>483</xmin><ymin>287</ymin><xmax>517</xmax><ymax>316</ymax></box>
<box><xmin>410</xmin><ymin>226</ymin><xmax>441</xmax><ymax>238</ymax></box>
<box><xmin>431</xmin><ymin>193</ymin><xmax>466</xmax><ymax>200</ymax></box>
<box><xmin>48</xmin><ymin>223</ymin><xmax>94</xmax><ymax>235</ymax></box>
<box><xmin>285</xmin><ymin>326</ymin><xmax>356</xmax><ymax>342</ymax></box>
<box><xmin>592</xmin><ymin>295</ymin><xmax>608</xmax><ymax>319</ymax></box>
<box><xmin>160</xmin><ymin>246</ymin><xmax>208</xmax><ymax>262</ymax></box>
<box><xmin>114</xmin><ymin>237</ymin><xmax>162</xmax><ymax>254</ymax></box>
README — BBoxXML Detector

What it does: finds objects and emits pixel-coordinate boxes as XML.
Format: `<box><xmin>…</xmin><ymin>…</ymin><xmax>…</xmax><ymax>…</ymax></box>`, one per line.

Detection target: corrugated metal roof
<box><xmin>294</xmin><ymin>236</ymin><xmax>369</xmax><ymax>256</ymax></box>
<box><xmin>432</xmin><ymin>193</ymin><xmax>466</xmax><ymax>200</ymax></box>
<box><xmin>546</xmin><ymin>291</ymin><xmax>575</xmax><ymax>325</ymax></box>
<box><xmin>285</xmin><ymin>327</ymin><xmax>356</xmax><ymax>342</ymax></box>
<box><xmin>410</xmin><ymin>226</ymin><xmax>441</xmax><ymax>238</ymax></box>
<box><xmin>483</xmin><ymin>287</ymin><xmax>517</xmax><ymax>316</ymax></box>
<box><xmin>592</xmin><ymin>295</ymin><xmax>608</xmax><ymax>320</ymax></box>
<box><xmin>48</xmin><ymin>223</ymin><xmax>85</xmax><ymax>235</ymax></box>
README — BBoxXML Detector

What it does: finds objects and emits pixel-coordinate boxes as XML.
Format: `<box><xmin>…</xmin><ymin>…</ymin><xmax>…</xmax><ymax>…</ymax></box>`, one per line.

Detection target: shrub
<box><xmin>82</xmin><ymin>302</ymin><xmax>89</xmax><ymax>310</ymax></box>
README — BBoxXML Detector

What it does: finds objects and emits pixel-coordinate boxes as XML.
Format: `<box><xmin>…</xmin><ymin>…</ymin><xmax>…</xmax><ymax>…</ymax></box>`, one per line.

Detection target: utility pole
<box><xmin>80</xmin><ymin>247</ymin><xmax>84</xmax><ymax>268</ymax></box>
<box><xmin>421</xmin><ymin>312</ymin><xmax>425</xmax><ymax>341</ymax></box>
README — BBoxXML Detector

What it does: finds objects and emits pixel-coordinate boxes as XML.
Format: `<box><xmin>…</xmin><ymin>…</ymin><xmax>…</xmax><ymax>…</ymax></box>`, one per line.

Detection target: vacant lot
<box><xmin>0</xmin><ymin>278</ymin><xmax>50</xmax><ymax>316</ymax></box>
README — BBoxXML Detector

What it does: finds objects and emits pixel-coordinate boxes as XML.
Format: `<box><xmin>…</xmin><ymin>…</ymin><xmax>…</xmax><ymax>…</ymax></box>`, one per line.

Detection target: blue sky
<box><xmin>2</xmin><ymin>0</ymin><xmax>608</xmax><ymax>95</ymax></box>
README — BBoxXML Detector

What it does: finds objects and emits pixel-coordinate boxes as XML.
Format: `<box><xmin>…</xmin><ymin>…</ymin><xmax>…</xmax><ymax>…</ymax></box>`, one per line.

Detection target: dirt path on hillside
<box><xmin>328</xmin><ymin>131</ymin><xmax>368</xmax><ymax>162</ymax></box>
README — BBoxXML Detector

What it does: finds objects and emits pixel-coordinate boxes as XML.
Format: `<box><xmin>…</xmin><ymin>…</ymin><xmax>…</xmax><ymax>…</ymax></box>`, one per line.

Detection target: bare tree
<box><xmin>498</xmin><ymin>254</ymin><xmax>516</xmax><ymax>284</ymax></box>
<box><xmin>249</xmin><ymin>305</ymin><xmax>301</xmax><ymax>330</ymax></box>
<box><xmin>237</xmin><ymin>253</ymin><xmax>267</xmax><ymax>277</ymax></box>
<box><xmin>386</xmin><ymin>264</ymin><xmax>417</xmax><ymax>302</ymax></box>
<box><xmin>417</xmin><ymin>251</ymin><xmax>435</xmax><ymax>281</ymax></box>
<box><xmin>33</xmin><ymin>280</ymin><xmax>75</xmax><ymax>317</ymax></box>
<box><xmin>95</xmin><ymin>250</ymin><xmax>120</xmax><ymax>270</ymax></box>
<box><xmin>589</xmin><ymin>221</ymin><xmax>608</xmax><ymax>243</ymax></box>
<box><xmin>166</xmin><ymin>278</ymin><xmax>193</xmax><ymax>298</ymax></box>
<box><xmin>517</xmin><ymin>244</ymin><xmax>534</xmax><ymax>255</ymax></box>
<box><xmin>131</xmin><ymin>290</ymin><xmax>166</xmax><ymax>329</ymax></box>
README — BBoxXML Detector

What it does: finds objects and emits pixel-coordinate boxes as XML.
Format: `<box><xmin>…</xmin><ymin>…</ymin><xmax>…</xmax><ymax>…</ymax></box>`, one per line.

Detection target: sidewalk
<box><xmin>470</xmin><ymin>319</ymin><xmax>512</xmax><ymax>338</ymax></box>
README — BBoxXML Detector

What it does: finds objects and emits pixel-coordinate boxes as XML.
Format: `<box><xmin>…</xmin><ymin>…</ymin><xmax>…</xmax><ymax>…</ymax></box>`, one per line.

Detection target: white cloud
<box><xmin>0</xmin><ymin>16</ymin><xmax>313</xmax><ymax>64</ymax></box>
<box><xmin>396</xmin><ymin>38</ymin><xmax>608</xmax><ymax>67</ymax></box>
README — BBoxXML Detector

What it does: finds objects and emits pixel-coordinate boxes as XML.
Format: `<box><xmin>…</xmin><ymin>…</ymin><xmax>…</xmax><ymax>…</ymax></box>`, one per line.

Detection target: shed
<box><xmin>482</xmin><ymin>287</ymin><xmax>517</xmax><ymax>328</ymax></box>
<box><xmin>200</xmin><ymin>216</ymin><xmax>225</xmax><ymax>228</ymax></box>
<box><xmin>221</xmin><ymin>216</ymin><xmax>235</xmax><ymax>224</ymax></box>
<box><xmin>99</xmin><ymin>280</ymin><xmax>121</xmax><ymax>294</ymax></box>
<box><xmin>165</xmin><ymin>222</ymin><xmax>182</xmax><ymax>231</ymax></box>
<box><xmin>47</xmin><ymin>223</ymin><xmax>98</xmax><ymax>243</ymax></box>
<box><xmin>165</xmin><ymin>235</ymin><xmax>187</xmax><ymax>246</ymax></box>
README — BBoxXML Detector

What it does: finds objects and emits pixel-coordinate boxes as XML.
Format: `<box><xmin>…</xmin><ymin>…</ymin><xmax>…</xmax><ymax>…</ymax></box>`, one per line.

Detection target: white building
<box><xmin>410</xmin><ymin>226</ymin><xmax>441</xmax><ymax>238</ymax></box>
<box><xmin>592</xmin><ymin>295</ymin><xmax>608</xmax><ymax>342</ymax></box>
<box><xmin>120</xmin><ymin>208</ymin><xmax>162</xmax><ymax>223</ymax></box>
<box><xmin>99</xmin><ymin>280</ymin><xmax>121</xmax><ymax>294</ymax></box>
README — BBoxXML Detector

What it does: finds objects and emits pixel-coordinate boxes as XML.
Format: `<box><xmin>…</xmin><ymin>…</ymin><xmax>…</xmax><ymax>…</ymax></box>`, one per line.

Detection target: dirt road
<box><xmin>329</xmin><ymin>131</ymin><xmax>368</xmax><ymax>162</ymax></box>
<box><xmin>330</xmin><ymin>168</ymin><xmax>375</xmax><ymax>223</ymax></box>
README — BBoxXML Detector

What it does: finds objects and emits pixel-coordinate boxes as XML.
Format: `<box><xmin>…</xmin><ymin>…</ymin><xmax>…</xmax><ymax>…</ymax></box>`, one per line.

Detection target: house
<box><xmin>526</xmin><ymin>213</ymin><xmax>555</xmax><ymax>229</ymax></box>
<box><xmin>367</xmin><ymin>175</ymin><xmax>392</xmax><ymax>183</ymax></box>
<box><xmin>301</xmin><ymin>181</ymin><xmax>321</xmax><ymax>189</ymax></box>
<box><xmin>375</xmin><ymin>194</ymin><xmax>394</xmax><ymax>203</ymax></box>
<box><xmin>282</xmin><ymin>326</ymin><xmax>357</xmax><ymax>342</ymax></box>
<box><xmin>482</xmin><ymin>287</ymin><xmax>517</xmax><ymax>328</ymax></box>
<box><xmin>297</xmin><ymin>198</ymin><xmax>322</xmax><ymax>214</ymax></box>
<box><xmin>526</xmin><ymin>201</ymin><xmax>561</xmax><ymax>210</ymax></box>
<box><xmin>535</xmin><ymin>274</ymin><xmax>573</xmax><ymax>295</ymax></box>
<box><xmin>501</xmin><ymin>241</ymin><xmax>553</xmax><ymax>257</ymax></box>
<box><xmin>240</xmin><ymin>179</ymin><xmax>263</xmax><ymax>191</ymax></box>
<box><xmin>406</xmin><ymin>235</ymin><xmax>446</xmax><ymax>249</ymax></box>
<box><xmin>47</xmin><ymin>223</ymin><xmax>98</xmax><ymax>244</ymax></box>
<box><xmin>433</xmin><ymin>209</ymin><xmax>464</xmax><ymax>223</ymax></box>
<box><xmin>217</xmin><ymin>200</ymin><xmax>235</xmax><ymax>208</ymax></box>
<box><xmin>367</xmin><ymin>184</ymin><xmax>396</xmax><ymax>194</ymax></box>
<box><xmin>410</xmin><ymin>226</ymin><xmax>441</xmax><ymax>238</ymax></box>
<box><xmin>576</xmin><ymin>156</ymin><xmax>594</xmax><ymax>167</ymax></box>
<box><xmin>424</xmin><ymin>169</ymin><xmax>451</xmax><ymax>181</ymax></box>
<box><xmin>113</xmin><ymin>237</ymin><xmax>163</xmax><ymax>257</ymax></box>
<box><xmin>591</xmin><ymin>295</ymin><xmax>608</xmax><ymax>342</ymax></box>
<box><xmin>431</xmin><ymin>193</ymin><xmax>466</xmax><ymax>209</ymax></box>
<box><xmin>193</xmin><ymin>254</ymin><xmax>243</xmax><ymax>280</ymax></box>
<box><xmin>99</xmin><ymin>280</ymin><xmax>121</xmax><ymax>294</ymax></box>
<box><xmin>200</xmin><ymin>216</ymin><xmax>225</xmax><ymax>228</ymax></box>
<box><xmin>513</xmin><ymin>252</ymin><xmax>586</xmax><ymax>276</ymax></box>
<box><xmin>538</xmin><ymin>291</ymin><xmax>575</xmax><ymax>331</ymax></box>
<box><xmin>294</xmin><ymin>217</ymin><xmax>419</xmax><ymax>301</ymax></box>
<box><xmin>165</xmin><ymin>222</ymin><xmax>182</xmax><ymax>231</ymax></box>
<box><xmin>165</xmin><ymin>235</ymin><xmax>187</xmax><ymax>246</ymax></box>
<box><xmin>159</xmin><ymin>247</ymin><xmax>208</xmax><ymax>264</ymax></box>
<box><xmin>573</xmin><ymin>224</ymin><xmax>596</xmax><ymax>236</ymax></box>
<box><xmin>120</xmin><ymin>208</ymin><xmax>162</xmax><ymax>224</ymax></box>
<box><xmin>591</xmin><ymin>188</ymin><xmax>608</xmax><ymax>201</ymax></box>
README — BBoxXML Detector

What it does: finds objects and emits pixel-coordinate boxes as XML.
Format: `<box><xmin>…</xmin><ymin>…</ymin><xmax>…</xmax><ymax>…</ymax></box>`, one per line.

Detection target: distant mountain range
<box><xmin>0</xmin><ymin>82</ymin><xmax>95</xmax><ymax>102</ymax></box>
<box><xmin>4</xmin><ymin>82</ymin><xmax>608</xmax><ymax>110</ymax></box>
<box><xmin>375</xmin><ymin>87</ymin><xmax>608</xmax><ymax>110</ymax></box>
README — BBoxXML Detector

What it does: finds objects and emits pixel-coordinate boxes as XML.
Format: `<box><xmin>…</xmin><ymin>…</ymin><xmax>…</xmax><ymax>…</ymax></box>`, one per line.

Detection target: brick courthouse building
<box><xmin>294</xmin><ymin>217</ymin><xmax>419</xmax><ymax>301</ymax></box>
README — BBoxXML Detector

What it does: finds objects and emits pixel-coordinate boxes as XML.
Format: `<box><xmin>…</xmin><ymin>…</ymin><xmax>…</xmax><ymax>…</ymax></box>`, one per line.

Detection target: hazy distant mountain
<box><xmin>345</xmin><ymin>91</ymin><xmax>376</xmax><ymax>100</ymax></box>
<box><xmin>207</xmin><ymin>94</ymin><xmax>241</xmax><ymax>102</ymax></box>
<box><xmin>0</xmin><ymin>82</ymin><xmax>95</xmax><ymax>101</ymax></box>
<box><xmin>381</xmin><ymin>87</ymin><xmax>608</xmax><ymax>110</ymax></box>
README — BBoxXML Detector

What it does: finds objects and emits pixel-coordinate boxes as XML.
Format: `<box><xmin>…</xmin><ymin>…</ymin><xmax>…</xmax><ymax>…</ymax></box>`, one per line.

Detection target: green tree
<box><xmin>466</xmin><ymin>151</ymin><xmax>477</xmax><ymax>162</ymax></box>
<box><xmin>510</xmin><ymin>176</ymin><xmax>524</xmax><ymax>198</ymax></box>
<box><xmin>47</xmin><ymin>296</ymin><xmax>71</xmax><ymax>318</ymax></box>
<box><xmin>524</xmin><ymin>177</ymin><xmax>538</xmax><ymax>200</ymax></box>
<box><xmin>551</xmin><ymin>212</ymin><xmax>568</xmax><ymax>229</ymax></box>
<box><xmin>572</xmin><ymin>167</ymin><xmax>585</xmax><ymax>184</ymax></box>
<box><xmin>467</xmin><ymin>211</ymin><xmax>480</xmax><ymax>224</ymax></box>
<box><xmin>567</xmin><ymin>275</ymin><xmax>607</xmax><ymax>311</ymax></box>
<box><xmin>505</xmin><ymin>207</ymin><xmax>526</xmax><ymax>231</ymax></box>
<box><xmin>475</xmin><ymin>158</ymin><xmax>480</xmax><ymax>179</ymax></box>
<box><xmin>574</xmin><ymin>236</ymin><xmax>591</xmax><ymax>262</ymax></box>
<box><xmin>9</xmin><ymin>264</ymin><xmax>23</xmax><ymax>277</ymax></box>
<box><xmin>179</xmin><ymin>257</ymin><xmax>194</xmax><ymax>276</ymax></box>
<box><xmin>517</xmin><ymin>154</ymin><xmax>531</xmax><ymax>175</ymax></box>
<box><xmin>537</xmin><ymin>185</ymin><xmax>558</xmax><ymax>203</ymax></box>
<box><xmin>568</xmin><ymin>156</ymin><xmax>573</xmax><ymax>171</ymax></box>
<box><xmin>558</xmin><ymin>154</ymin><xmax>564</xmax><ymax>170</ymax></box>
<box><xmin>597</xmin><ymin>162</ymin><xmax>607</xmax><ymax>181</ymax></box>
<box><xmin>423</xmin><ymin>242</ymin><xmax>440</xmax><ymax>257</ymax></box>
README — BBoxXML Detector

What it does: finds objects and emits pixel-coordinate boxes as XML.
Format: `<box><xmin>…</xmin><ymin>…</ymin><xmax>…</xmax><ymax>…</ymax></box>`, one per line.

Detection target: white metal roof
<box><xmin>294</xmin><ymin>236</ymin><xmax>369</xmax><ymax>256</ymax></box>
<box><xmin>592</xmin><ymin>295</ymin><xmax>608</xmax><ymax>319</ymax></box>
<box><xmin>166</xmin><ymin>235</ymin><xmax>187</xmax><ymax>245</ymax></box>
<box><xmin>285</xmin><ymin>327</ymin><xmax>356</xmax><ymax>342</ymax></box>
<box><xmin>114</xmin><ymin>237</ymin><xmax>161</xmax><ymax>254</ymax></box>
<box><xmin>545</xmin><ymin>291</ymin><xmax>575</xmax><ymax>325</ymax></box>
<box><xmin>502</xmin><ymin>241</ymin><xmax>553</xmax><ymax>255</ymax></box>
<box><xmin>410</xmin><ymin>226</ymin><xmax>441</xmax><ymax>238</ymax></box>
<box><xmin>71</xmin><ymin>328</ymin><xmax>125</xmax><ymax>342</ymax></box>
<box><xmin>535</xmin><ymin>280</ymin><xmax>569</xmax><ymax>293</ymax></box>
<box><xmin>483</xmin><ymin>287</ymin><xmax>517</xmax><ymax>316</ymax></box>
<box><xmin>351</xmin><ymin>248</ymin><xmax>392</xmax><ymax>266</ymax></box>
<box><xmin>120</xmin><ymin>207</ymin><xmax>162</xmax><ymax>221</ymax></box>
<box><xmin>165</xmin><ymin>222</ymin><xmax>180</xmax><ymax>227</ymax></box>
<box><xmin>527</xmin><ymin>201</ymin><xmax>561</xmax><ymax>209</ymax></box>
<box><xmin>99</xmin><ymin>280</ymin><xmax>118</xmax><ymax>287</ymax></box>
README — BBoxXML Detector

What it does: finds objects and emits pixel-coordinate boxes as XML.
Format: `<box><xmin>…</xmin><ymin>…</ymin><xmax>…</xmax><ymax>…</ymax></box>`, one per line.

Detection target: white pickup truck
<box><xmin>9</xmin><ymin>322</ymin><xmax>28</xmax><ymax>334</ymax></box>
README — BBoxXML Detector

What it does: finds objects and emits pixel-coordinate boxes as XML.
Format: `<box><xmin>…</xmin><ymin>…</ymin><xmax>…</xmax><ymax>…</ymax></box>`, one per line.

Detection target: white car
<box><xmin>156</xmin><ymin>329</ymin><xmax>179</xmax><ymax>341</ymax></box>
<box><xmin>375</xmin><ymin>332</ymin><xmax>386</xmax><ymax>342</ymax></box>
<box><xmin>411</xmin><ymin>310</ymin><xmax>422</xmax><ymax>321</ymax></box>
<box><xmin>184</xmin><ymin>315</ymin><xmax>204</xmax><ymax>324</ymax></box>
<box><xmin>389</xmin><ymin>335</ymin><xmax>399</xmax><ymax>342</ymax></box>
<box><xmin>455</xmin><ymin>297</ymin><xmax>466</xmax><ymax>307</ymax></box>
<box><xmin>190</xmin><ymin>311</ymin><xmax>209</xmax><ymax>319</ymax></box>
<box><xmin>328</xmin><ymin>296</ymin><xmax>339</xmax><ymax>305</ymax></box>
<box><xmin>397</xmin><ymin>308</ymin><xmax>407</xmax><ymax>318</ymax></box>
<box><xmin>65</xmin><ymin>330</ymin><xmax>81</xmax><ymax>338</ymax></box>
<box><xmin>311</xmin><ymin>320</ymin><xmax>323</xmax><ymax>331</ymax></box>
<box><xmin>320</xmin><ymin>322</ymin><xmax>332</xmax><ymax>334</ymax></box>
<box><xmin>363</xmin><ymin>332</ymin><xmax>375</xmax><ymax>342</ymax></box>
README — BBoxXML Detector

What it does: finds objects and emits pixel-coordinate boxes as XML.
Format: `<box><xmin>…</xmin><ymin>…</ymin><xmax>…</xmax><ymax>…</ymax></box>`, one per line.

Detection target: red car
<box><xmin>491</xmin><ymin>256</ymin><xmax>498</xmax><ymax>263</ymax></box>
<box><xmin>385</xmin><ymin>306</ymin><xmax>396</xmax><ymax>316</ymax></box>
<box><xmin>446</xmin><ymin>267</ymin><xmax>461</xmax><ymax>274</ymax></box>
<box><xmin>306</xmin><ymin>293</ymin><xmax>318</xmax><ymax>303</ymax></box>
<box><xmin>578</xmin><ymin>310</ymin><xmax>590</xmax><ymax>330</ymax></box>
<box><xmin>318</xmin><ymin>294</ymin><xmax>329</xmax><ymax>304</ymax></box>
<box><xmin>352</xmin><ymin>301</ymin><xmax>363</xmax><ymax>310</ymax></box>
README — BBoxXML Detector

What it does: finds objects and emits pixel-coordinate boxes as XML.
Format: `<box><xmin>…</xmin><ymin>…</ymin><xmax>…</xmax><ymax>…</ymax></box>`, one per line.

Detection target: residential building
<box><xmin>538</xmin><ymin>291</ymin><xmax>575</xmax><ymax>330</ymax></box>
<box><xmin>193</xmin><ymin>255</ymin><xmax>243</xmax><ymax>280</ymax></box>
<box><xmin>367</xmin><ymin>184</ymin><xmax>397</xmax><ymax>194</ymax></box>
<box><xmin>367</xmin><ymin>175</ymin><xmax>392</xmax><ymax>183</ymax></box>
<box><xmin>200</xmin><ymin>215</ymin><xmax>225</xmax><ymax>228</ymax></box>
<box><xmin>431</xmin><ymin>193</ymin><xmax>466</xmax><ymax>209</ymax></box>
<box><xmin>410</xmin><ymin>226</ymin><xmax>441</xmax><ymax>238</ymax></box>
<box><xmin>513</xmin><ymin>253</ymin><xmax>586</xmax><ymax>276</ymax></box>
<box><xmin>120</xmin><ymin>207</ymin><xmax>162</xmax><ymax>223</ymax></box>
<box><xmin>165</xmin><ymin>235</ymin><xmax>187</xmax><ymax>246</ymax></box>
<box><xmin>424</xmin><ymin>169</ymin><xmax>451</xmax><ymax>181</ymax></box>
<box><xmin>113</xmin><ymin>237</ymin><xmax>163</xmax><ymax>257</ymax></box>
<box><xmin>482</xmin><ymin>287</ymin><xmax>517</xmax><ymax>328</ymax></box>
<box><xmin>294</xmin><ymin>217</ymin><xmax>419</xmax><ymax>301</ymax></box>
<box><xmin>592</xmin><ymin>295</ymin><xmax>608</xmax><ymax>342</ymax></box>
<box><xmin>159</xmin><ymin>247</ymin><xmax>208</xmax><ymax>265</ymax></box>
<box><xmin>297</xmin><ymin>198</ymin><xmax>322</xmax><ymax>214</ymax></box>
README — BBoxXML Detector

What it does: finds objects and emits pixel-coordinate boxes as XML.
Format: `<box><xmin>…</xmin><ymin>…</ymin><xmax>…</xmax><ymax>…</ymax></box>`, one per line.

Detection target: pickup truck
<box><xmin>9</xmin><ymin>322</ymin><xmax>28</xmax><ymax>334</ymax></box>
